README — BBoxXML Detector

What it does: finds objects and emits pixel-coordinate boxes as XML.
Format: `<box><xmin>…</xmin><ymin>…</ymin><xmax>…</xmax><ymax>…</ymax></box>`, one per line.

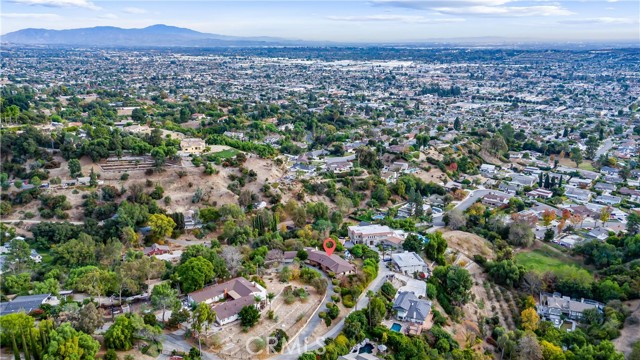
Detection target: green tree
<box><xmin>402</xmin><ymin>234</ymin><xmax>424</xmax><ymax>253</ymax></box>
<box><xmin>585</xmin><ymin>135</ymin><xmax>600</xmax><ymax>159</ymax></box>
<box><xmin>569</xmin><ymin>148</ymin><xmax>582</xmax><ymax>168</ymax></box>
<box><xmin>151</xmin><ymin>283</ymin><xmax>181</xmax><ymax>323</ymax></box>
<box><xmin>176</xmin><ymin>256</ymin><xmax>214</xmax><ymax>293</ymax></box>
<box><xmin>75</xmin><ymin>302</ymin><xmax>104</xmax><ymax>334</ymax></box>
<box><xmin>425</xmin><ymin>231</ymin><xmax>447</xmax><ymax>265</ymax></box>
<box><xmin>148</xmin><ymin>213</ymin><xmax>176</xmax><ymax>240</ymax></box>
<box><xmin>104</xmin><ymin>316</ymin><xmax>135</xmax><ymax>350</ymax></box>
<box><xmin>238</xmin><ymin>305</ymin><xmax>260</xmax><ymax>328</ymax></box>
<box><xmin>68</xmin><ymin>159</ymin><xmax>82</xmax><ymax>178</ymax></box>
<box><xmin>44</xmin><ymin>323</ymin><xmax>100</xmax><ymax>360</ymax></box>
<box><xmin>366</xmin><ymin>297</ymin><xmax>386</xmax><ymax>327</ymax></box>
<box><xmin>89</xmin><ymin>168</ymin><xmax>98</xmax><ymax>187</ymax></box>
<box><xmin>191</xmin><ymin>302</ymin><xmax>216</xmax><ymax>352</ymax></box>
<box><xmin>627</xmin><ymin>213</ymin><xmax>640</xmax><ymax>235</ymax></box>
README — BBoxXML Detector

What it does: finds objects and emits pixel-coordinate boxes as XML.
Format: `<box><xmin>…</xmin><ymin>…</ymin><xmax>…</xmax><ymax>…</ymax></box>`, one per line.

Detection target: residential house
<box><xmin>510</xmin><ymin>174</ymin><xmax>537</xmax><ymax>188</ymax></box>
<box><xmin>0</xmin><ymin>294</ymin><xmax>52</xmax><ymax>316</ymax></box>
<box><xmin>595</xmin><ymin>195</ymin><xmax>621</xmax><ymax>206</ymax></box>
<box><xmin>588</xmin><ymin>227</ymin><xmax>610</xmax><ymax>241</ymax></box>
<box><xmin>600</xmin><ymin>166</ymin><xmax>619</xmax><ymax>176</ymax></box>
<box><xmin>565</xmin><ymin>186</ymin><xmax>592</xmax><ymax>202</ymax></box>
<box><xmin>480</xmin><ymin>164</ymin><xmax>497</xmax><ymax>176</ymax></box>
<box><xmin>482</xmin><ymin>193</ymin><xmax>511</xmax><ymax>207</ymax></box>
<box><xmin>392</xmin><ymin>291</ymin><xmax>433</xmax><ymax>328</ymax></box>
<box><xmin>498</xmin><ymin>182</ymin><xmax>519</xmax><ymax>195</ymax></box>
<box><xmin>180</xmin><ymin>138</ymin><xmax>206</xmax><ymax>155</ymax></box>
<box><xmin>306</xmin><ymin>249</ymin><xmax>355</xmax><ymax>276</ymax></box>
<box><xmin>620</xmin><ymin>187</ymin><xmax>640</xmax><ymax>202</ymax></box>
<box><xmin>265</xmin><ymin>249</ymin><xmax>297</xmax><ymax>264</ymax></box>
<box><xmin>569</xmin><ymin>178</ymin><xmax>593</xmax><ymax>188</ymax></box>
<box><xmin>187</xmin><ymin>277</ymin><xmax>267</xmax><ymax>325</ymax></box>
<box><xmin>391</xmin><ymin>252</ymin><xmax>429</xmax><ymax>276</ymax></box>
<box><xmin>327</xmin><ymin>161</ymin><xmax>353</xmax><ymax>173</ymax></box>
<box><xmin>527</xmin><ymin>188</ymin><xmax>553</xmax><ymax>199</ymax></box>
<box><xmin>143</xmin><ymin>243</ymin><xmax>170</xmax><ymax>256</ymax></box>
<box><xmin>593</xmin><ymin>182</ymin><xmax>616</xmax><ymax>193</ymax></box>
<box><xmin>223</xmin><ymin>131</ymin><xmax>245</xmax><ymax>140</ymax></box>
<box><xmin>347</xmin><ymin>225</ymin><xmax>407</xmax><ymax>247</ymax></box>
<box><xmin>537</xmin><ymin>292</ymin><xmax>604</xmax><ymax>322</ymax></box>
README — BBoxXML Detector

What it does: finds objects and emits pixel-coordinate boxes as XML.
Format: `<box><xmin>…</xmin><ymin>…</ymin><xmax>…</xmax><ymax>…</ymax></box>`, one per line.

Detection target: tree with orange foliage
<box><xmin>557</xmin><ymin>219</ymin><xmax>566</xmax><ymax>234</ymax></box>
<box><xmin>561</xmin><ymin>209</ymin><xmax>571</xmax><ymax>222</ymax></box>
<box><xmin>541</xmin><ymin>209</ymin><xmax>556</xmax><ymax>227</ymax></box>
<box><xmin>570</xmin><ymin>213</ymin><xmax>584</xmax><ymax>228</ymax></box>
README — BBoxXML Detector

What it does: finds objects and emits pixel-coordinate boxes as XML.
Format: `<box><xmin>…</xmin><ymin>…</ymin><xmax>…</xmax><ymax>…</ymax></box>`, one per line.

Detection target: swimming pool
<box><xmin>358</xmin><ymin>344</ymin><xmax>374</xmax><ymax>354</ymax></box>
<box><xmin>390</xmin><ymin>323</ymin><xmax>402</xmax><ymax>332</ymax></box>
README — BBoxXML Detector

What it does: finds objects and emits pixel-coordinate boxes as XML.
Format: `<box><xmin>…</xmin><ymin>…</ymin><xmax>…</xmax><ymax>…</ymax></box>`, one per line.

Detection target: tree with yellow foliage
<box><xmin>540</xmin><ymin>340</ymin><xmax>566</xmax><ymax>360</ymax></box>
<box><xmin>521</xmin><ymin>307</ymin><xmax>540</xmax><ymax>332</ymax></box>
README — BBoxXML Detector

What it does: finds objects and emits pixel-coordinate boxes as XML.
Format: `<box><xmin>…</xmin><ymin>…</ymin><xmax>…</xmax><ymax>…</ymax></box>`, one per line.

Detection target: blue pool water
<box><xmin>391</xmin><ymin>323</ymin><xmax>402</xmax><ymax>332</ymax></box>
<box><xmin>359</xmin><ymin>344</ymin><xmax>374</xmax><ymax>354</ymax></box>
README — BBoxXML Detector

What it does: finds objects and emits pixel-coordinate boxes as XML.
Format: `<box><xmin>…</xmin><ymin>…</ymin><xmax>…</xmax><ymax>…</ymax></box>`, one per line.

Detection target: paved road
<box><xmin>595</xmin><ymin>138</ymin><xmax>614</xmax><ymax>158</ymax></box>
<box><xmin>277</xmin><ymin>257</ymin><xmax>391</xmax><ymax>359</ymax></box>
<box><xmin>286</xmin><ymin>265</ymin><xmax>335</xmax><ymax>347</ymax></box>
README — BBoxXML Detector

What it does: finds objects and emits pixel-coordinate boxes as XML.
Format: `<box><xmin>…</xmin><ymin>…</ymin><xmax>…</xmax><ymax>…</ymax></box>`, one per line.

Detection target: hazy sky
<box><xmin>1</xmin><ymin>0</ymin><xmax>639</xmax><ymax>42</ymax></box>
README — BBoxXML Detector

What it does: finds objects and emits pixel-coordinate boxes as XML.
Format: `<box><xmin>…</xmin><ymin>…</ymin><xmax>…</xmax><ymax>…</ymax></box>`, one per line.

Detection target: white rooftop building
<box><xmin>391</xmin><ymin>252</ymin><xmax>428</xmax><ymax>276</ymax></box>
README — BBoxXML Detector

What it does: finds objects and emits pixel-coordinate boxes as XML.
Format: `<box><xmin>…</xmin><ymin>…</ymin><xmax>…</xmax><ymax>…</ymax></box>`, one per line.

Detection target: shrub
<box><xmin>120</xmin><ymin>173</ymin><xmax>129</xmax><ymax>180</ymax></box>
<box><xmin>104</xmin><ymin>349</ymin><xmax>119</xmax><ymax>360</ymax></box>
<box><xmin>342</xmin><ymin>294</ymin><xmax>355</xmax><ymax>308</ymax></box>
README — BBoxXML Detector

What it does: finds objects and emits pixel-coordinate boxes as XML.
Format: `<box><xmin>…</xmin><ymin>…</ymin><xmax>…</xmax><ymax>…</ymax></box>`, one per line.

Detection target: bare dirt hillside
<box><xmin>614</xmin><ymin>299</ymin><xmax>640</xmax><ymax>358</ymax></box>
<box><xmin>441</xmin><ymin>230</ymin><xmax>496</xmax><ymax>260</ymax></box>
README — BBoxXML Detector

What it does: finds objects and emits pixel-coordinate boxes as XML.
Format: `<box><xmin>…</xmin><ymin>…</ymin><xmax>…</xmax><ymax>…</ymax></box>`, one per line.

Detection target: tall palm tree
<box><xmin>267</xmin><ymin>292</ymin><xmax>276</xmax><ymax>310</ymax></box>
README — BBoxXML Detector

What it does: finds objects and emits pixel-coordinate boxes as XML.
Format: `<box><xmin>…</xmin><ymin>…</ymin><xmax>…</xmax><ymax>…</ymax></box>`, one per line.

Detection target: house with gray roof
<box><xmin>537</xmin><ymin>292</ymin><xmax>603</xmax><ymax>322</ymax></box>
<box><xmin>595</xmin><ymin>194</ymin><xmax>621</xmax><ymax>206</ymax></box>
<box><xmin>393</xmin><ymin>291</ymin><xmax>432</xmax><ymax>325</ymax></box>
<box><xmin>565</xmin><ymin>186</ymin><xmax>592</xmax><ymax>202</ymax></box>
<box><xmin>594</xmin><ymin>182</ymin><xmax>616</xmax><ymax>193</ymax></box>
<box><xmin>0</xmin><ymin>294</ymin><xmax>51</xmax><ymax>316</ymax></box>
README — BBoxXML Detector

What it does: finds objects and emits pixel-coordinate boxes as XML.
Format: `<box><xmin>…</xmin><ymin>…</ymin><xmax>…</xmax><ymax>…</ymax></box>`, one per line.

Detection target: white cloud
<box><xmin>433</xmin><ymin>5</ymin><xmax>574</xmax><ymax>16</ymax></box>
<box><xmin>371</xmin><ymin>0</ymin><xmax>573</xmax><ymax>17</ymax></box>
<box><xmin>98</xmin><ymin>13</ymin><xmax>118</xmax><ymax>19</ymax></box>
<box><xmin>328</xmin><ymin>14</ymin><xmax>465</xmax><ymax>23</ymax></box>
<box><xmin>1</xmin><ymin>12</ymin><xmax>60</xmax><ymax>19</ymax></box>
<box><xmin>561</xmin><ymin>17</ymin><xmax>636</xmax><ymax>24</ymax></box>
<box><xmin>123</xmin><ymin>7</ymin><xmax>147</xmax><ymax>14</ymax></box>
<box><xmin>11</xmin><ymin>0</ymin><xmax>100</xmax><ymax>10</ymax></box>
<box><xmin>371</xmin><ymin>0</ymin><xmax>511</xmax><ymax>10</ymax></box>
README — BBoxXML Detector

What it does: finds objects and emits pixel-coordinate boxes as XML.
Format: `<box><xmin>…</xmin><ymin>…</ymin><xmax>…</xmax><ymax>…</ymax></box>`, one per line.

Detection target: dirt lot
<box><xmin>614</xmin><ymin>299</ymin><xmax>640</xmax><ymax>358</ymax></box>
<box><xmin>441</xmin><ymin>230</ymin><xmax>496</xmax><ymax>260</ymax></box>
<box><xmin>209</xmin><ymin>276</ymin><xmax>324</xmax><ymax>360</ymax></box>
<box><xmin>414</xmin><ymin>167</ymin><xmax>449</xmax><ymax>185</ymax></box>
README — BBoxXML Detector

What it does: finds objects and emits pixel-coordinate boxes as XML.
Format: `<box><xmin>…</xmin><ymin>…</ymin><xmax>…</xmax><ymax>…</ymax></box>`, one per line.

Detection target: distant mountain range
<box><xmin>0</xmin><ymin>24</ymin><xmax>310</xmax><ymax>47</ymax></box>
<box><xmin>2</xmin><ymin>24</ymin><xmax>638</xmax><ymax>49</ymax></box>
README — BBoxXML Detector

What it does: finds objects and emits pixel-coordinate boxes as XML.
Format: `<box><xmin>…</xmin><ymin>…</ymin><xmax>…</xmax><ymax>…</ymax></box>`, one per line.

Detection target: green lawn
<box><xmin>578</xmin><ymin>162</ymin><xmax>595</xmax><ymax>171</ymax></box>
<box><xmin>210</xmin><ymin>149</ymin><xmax>238</xmax><ymax>159</ymax></box>
<box><xmin>516</xmin><ymin>246</ymin><xmax>584</xmax><ymax>273</ymax></box>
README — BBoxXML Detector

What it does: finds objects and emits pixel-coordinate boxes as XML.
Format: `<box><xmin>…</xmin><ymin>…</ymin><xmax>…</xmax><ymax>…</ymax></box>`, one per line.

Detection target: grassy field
<box><xmin>516</xmin><ymin>246</ymin><xmax>585</xmax><ymax>272</ymax></box>
<box><xmin>210</xmin><ymin>149</ymin><xmax>238</xmax><ymax>159</ymax></box>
